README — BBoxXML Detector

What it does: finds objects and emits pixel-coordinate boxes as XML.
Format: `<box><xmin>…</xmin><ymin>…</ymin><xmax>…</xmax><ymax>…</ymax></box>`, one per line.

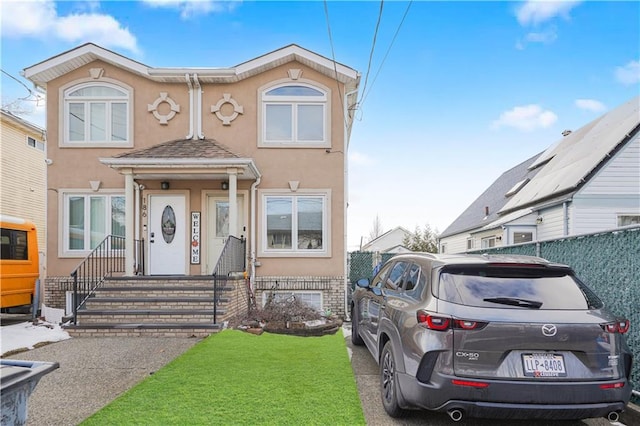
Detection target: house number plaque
<box><xmin>191</xmin><ymin>212</ymin><xmax>201</xmax><ymax>264</ymax></box>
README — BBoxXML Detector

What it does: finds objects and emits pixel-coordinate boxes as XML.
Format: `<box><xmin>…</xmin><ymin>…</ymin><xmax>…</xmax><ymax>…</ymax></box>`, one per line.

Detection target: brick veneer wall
<box><xmin>43</xmin><ymin>276</ymin><xmax>75</xmax><ymax>310</ymax></box>
<box><xmin>253</xmin><ymin>276</ymin><xmax>346</xmax><ymax>318</ymax></box>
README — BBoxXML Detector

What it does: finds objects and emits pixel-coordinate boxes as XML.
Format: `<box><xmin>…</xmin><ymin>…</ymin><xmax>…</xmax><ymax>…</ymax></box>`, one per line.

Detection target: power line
<box><xmin>359</xmin><ymin>0</ymin><xmax>413</xmax><ymax>108</ymax></box>
<box><xmin>358</xmin><ymin>0</ymin><xmax>385</xmax><ymax>106</ymax></box>
<box><xmin>1</xmin><ymin>68</ymin><xmax>44</xmax><ymax>103</ymax></box>
<box><xmin>323</xmin><ymin>0</ymin><xmax>348</xmax><ymax>130</ymax></box>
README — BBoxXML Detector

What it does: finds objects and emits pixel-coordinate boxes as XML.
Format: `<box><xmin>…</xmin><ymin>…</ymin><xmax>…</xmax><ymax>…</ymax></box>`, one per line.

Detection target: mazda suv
<box><xmin>350</xmin><ymin>253</ymin><xmax>633</xmax><ymax>422</ymax></box>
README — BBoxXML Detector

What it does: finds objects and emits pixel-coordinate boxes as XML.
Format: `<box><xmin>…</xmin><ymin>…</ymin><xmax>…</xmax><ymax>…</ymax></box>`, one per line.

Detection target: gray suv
<box><xmin>351</xmin><ymin>253</ymin><xmax>633</xmax><ymax>422</ymax></box>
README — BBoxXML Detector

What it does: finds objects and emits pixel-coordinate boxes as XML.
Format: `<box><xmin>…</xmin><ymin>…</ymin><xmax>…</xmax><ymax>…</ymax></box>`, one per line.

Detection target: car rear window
<box><xmin>437</xmin><ymin>265</ymin><xmax>604</xmax><ymax>310</ymax></box>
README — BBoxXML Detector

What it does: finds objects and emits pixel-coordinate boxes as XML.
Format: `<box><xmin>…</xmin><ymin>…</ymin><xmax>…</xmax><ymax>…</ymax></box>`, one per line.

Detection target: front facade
<box><xmin>440</xmin><ymin>96</ymin><xmax>640</xmax><ymax>254</ymax></box>
<box><xmin>24</xmin><ymin>43</ymin><xmax>360</xmax><ymax>317</ymax></box>
<box><xmin>0</xmin><ymin>109</ymin><xmax>47</xmax><ymax>254</ymax></box>
<box><xmin>361</xmin><ymin>226</ymin><xmax>412</xmax><ymax>254</ymax></box>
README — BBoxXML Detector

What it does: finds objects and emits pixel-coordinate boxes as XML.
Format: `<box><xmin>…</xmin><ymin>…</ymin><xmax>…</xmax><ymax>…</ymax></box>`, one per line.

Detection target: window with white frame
<box><xmin>27</xmin><ymin>136</ymin><xmax>44</xmax><ymax>151</ymax></box>
<box><xmin>466</xmin><ymin>238</ymin><xmax>474</xmax><ymax>250</ymax></box>
<box><xmin>64</xmin><ymin>193</ymin><xmax>125</xmax><ymax>253</ymax></box>
<box><xmin>64</xmin><ymin>83</ymin><xmax>129</xmax><ymax>145</ymax></box>
<box><xmin>618</xmin><ymin>215</ymin><xmax>640</xmax><ymax>227</ymax></box>
<box><xmin>261</xmin><ymin>84</ymin><xmax>328</xmax><ymax>146</ymax></box>
<box><xmin>481</xmin><ymin>237</ymin><xmax>496</xmax><ymax>248</ymax></box>
<box><xmin>264</xmin><ymin>194</ymin><xmax>326</xmax><ymax>253</ymax></box>
<box><xmin>262</xmin><ymin>291</ymin><xmax>322</xmax><ymax>312</ymax></box>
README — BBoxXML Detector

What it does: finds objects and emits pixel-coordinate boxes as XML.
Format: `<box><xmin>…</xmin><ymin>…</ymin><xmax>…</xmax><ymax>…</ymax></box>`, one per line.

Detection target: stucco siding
<box><xmin>0</xmin><ymin>113</ymin><xmax>46</xmax><ymax>254</ymax></box>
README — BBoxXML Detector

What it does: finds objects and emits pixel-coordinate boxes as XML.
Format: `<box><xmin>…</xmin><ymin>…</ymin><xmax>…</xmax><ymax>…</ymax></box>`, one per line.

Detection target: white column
<box><xmin>228</xmin><ymin>169</ymin><xmax>238</xmax><ymax>238</ymax></box>
<box><xmin>124</xmin><ymin>171</ymin><xmax>135</xmax><ymax>276</ymax></box>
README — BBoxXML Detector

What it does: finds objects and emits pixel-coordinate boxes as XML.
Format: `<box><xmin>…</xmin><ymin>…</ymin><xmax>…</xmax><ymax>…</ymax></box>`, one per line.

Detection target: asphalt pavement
<box><xmin>2</xmin><ymin>323</ymin><xmax>639</xmax><ymax>426</ymax></box>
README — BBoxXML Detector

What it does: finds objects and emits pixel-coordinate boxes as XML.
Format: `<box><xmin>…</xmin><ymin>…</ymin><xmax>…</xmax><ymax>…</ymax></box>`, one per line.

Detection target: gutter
<box><xmin>185</xmin><ymin>74</ymin><xmax>194</xmax><ymax>140</ymax></box>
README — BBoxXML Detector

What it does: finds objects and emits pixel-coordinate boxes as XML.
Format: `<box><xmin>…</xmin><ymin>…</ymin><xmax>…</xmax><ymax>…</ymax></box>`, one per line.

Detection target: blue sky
<box><xmin>2</xmin><ymin>0</ymin><xmax>639</xmax><ymax>251</ymax></box>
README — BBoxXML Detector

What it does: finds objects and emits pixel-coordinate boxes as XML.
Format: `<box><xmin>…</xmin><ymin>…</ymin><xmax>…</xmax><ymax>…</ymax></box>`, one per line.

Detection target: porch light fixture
<box><xmin>161</xmin><ymin>181</ymin><xmax>170</xmax><ymax>190</ymax></box>
<box><xmin>221</xmin><ymin>181</ymin><xmax>229</xmax><ymax>190</ymax></box>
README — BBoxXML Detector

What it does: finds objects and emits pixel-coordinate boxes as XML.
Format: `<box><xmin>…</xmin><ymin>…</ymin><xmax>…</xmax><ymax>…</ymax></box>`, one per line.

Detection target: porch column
<box><xmin>124</xmin><ymin>170</ymin><xmax>135</xmax><ymax>276</ymax></box>
<box><xmin>227</xmin><ymin>168</ymin><xmax>238</xmax><ymax>237</ymax></box>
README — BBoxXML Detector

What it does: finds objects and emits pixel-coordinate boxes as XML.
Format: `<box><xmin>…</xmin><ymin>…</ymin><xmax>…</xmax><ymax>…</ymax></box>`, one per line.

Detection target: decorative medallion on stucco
<box><xmin>147</xmin><ymin>92</ymin><xmax>180</xmax><ymax>125</ymax></box>
<box><xmin>288</xmin><ymin>69</ymin><xmax>302</xmax><ymax>80</ymax></box>
<box><xmin>211</xmin><ymin>93</ymin><xmax>243</xmax><ymax>126</ymax></box>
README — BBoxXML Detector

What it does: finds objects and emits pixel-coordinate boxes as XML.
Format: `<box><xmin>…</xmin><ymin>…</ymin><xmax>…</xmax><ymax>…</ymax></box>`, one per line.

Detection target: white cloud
<box><xmin>141</xmin><ymin>0</ymin><xmax>239</xmax><ymax>19</ymax></box>
<box><xmin>615</xmin><ymin>60</ymin><xmax>640</xmax><ymax>85</ymax></box>
<box><xmin>516</xmin><ymin>26</ymin><xmax>558</xmax><ymax>49</ymax></box>
<box><xmin>0</xmin><ymin>0</ymin><xmax>138</xmax><ymax>53</ymax></box>
<box><xmin>575</xmin><ymin>99</ymin><xmax>606</xmax><ymax>112</ymax></box>
<box><xmin>515</xmin><ymin>1</ymin><xmax>582</xmax><ymax>26</ymax></box>
<box><xmin>491</xmin><ymin>104</ymin><xmax>558</xmax><ymax>131</ymax></box>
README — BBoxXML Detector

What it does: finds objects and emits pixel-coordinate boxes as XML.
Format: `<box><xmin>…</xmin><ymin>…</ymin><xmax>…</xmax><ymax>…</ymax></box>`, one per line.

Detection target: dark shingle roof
<box><xmin>113</xmin><ymin>138</ymin><xmax>240</xmax><ymax>159</ymax></box>
<box><xmin>440</xmin><ymin>152</ymin><xmax>543</xmax><ymax>238</ymax></box>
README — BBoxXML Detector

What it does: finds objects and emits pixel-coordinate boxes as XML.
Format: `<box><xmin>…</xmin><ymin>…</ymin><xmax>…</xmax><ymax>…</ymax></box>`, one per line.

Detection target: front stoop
<box><xmin>63</xmin><ymin>276</ymin><xmax>235</xmax><ymax>338</ymax></box>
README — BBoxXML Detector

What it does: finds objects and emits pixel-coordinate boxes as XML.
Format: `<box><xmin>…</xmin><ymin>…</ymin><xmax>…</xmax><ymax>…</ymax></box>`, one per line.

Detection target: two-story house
<box><xmin>439</xmin><ymin>96</ymin><xmax>640</xmax><ymax>253</ymax></box>
<box><xmin>23</xmin><ymin>43</ymin><xmax>360</xmax><ymax>331</ymax></box>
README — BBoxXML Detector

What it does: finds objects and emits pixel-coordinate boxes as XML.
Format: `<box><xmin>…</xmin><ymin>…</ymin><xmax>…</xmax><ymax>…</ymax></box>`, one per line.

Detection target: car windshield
<box><xmin>438</xmin><ymin>265</ymin><xmax>603</xmax><ymax>310</ymax></box>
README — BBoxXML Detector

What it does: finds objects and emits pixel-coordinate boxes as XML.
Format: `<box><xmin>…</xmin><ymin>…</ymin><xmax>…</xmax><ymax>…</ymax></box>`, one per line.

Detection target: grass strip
<box><xmin>82</xmin><ymin>329</ymin><xmax>365</xmax><ymax>425</ymax></box>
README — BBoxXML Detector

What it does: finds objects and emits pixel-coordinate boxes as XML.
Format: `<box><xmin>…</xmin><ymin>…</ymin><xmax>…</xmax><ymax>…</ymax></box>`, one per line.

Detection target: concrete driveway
<box><xmin>343</xmin><ymin>322</ymin><xmax>635</xmax><ymax>426</ymax></box>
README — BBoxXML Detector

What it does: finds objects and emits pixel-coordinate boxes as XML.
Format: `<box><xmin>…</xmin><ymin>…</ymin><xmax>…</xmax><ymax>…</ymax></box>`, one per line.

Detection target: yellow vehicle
<box><xmin>1</xmin><ymin>215</ymin><xmax>39</xmax><ymax>311</ymax></box>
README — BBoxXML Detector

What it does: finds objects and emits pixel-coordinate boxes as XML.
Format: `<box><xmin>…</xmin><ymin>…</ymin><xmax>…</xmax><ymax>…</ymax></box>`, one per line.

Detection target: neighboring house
<box><xmin>23</xmin><ymin>43</ymin><xmax>360</xmax><ymax>317</ymax></box>
<box><xmin>0</xmin><ymin>109</ymin><xmax>47</xmax><ymax>255</ymax></box>
<box><xmin>361</xmin><ymin>226</ymin><xmax>412</xmax><ymax>254</ymax></box>
<box><xmin>440</xmin><ymin>96</ymin><xmax>640</xmax><ymax>254</ymax></box>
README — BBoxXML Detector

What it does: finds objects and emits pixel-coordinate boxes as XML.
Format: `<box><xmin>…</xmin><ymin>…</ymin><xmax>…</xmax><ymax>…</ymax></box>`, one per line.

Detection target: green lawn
<box><xmin>82</xmin><ymin>329</ymin><xmax>365</xmax><ymax>425</ymax></box>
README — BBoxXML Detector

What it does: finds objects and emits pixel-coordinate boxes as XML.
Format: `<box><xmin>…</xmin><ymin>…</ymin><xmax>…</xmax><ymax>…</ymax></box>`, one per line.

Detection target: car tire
<box><xmin>380</xmin><ymin>341</ymin><xmax>404</xmax><ymax>418</ymax></box>
<box><xmin>351</xmin><ymin>304</ymin><xmax>364</xmax><ymax>346</ymax></box>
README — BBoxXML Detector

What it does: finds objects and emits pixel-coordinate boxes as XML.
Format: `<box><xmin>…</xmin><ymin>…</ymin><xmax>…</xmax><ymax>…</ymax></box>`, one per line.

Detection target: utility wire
<box><xmin>358</xmin><ymin>0</ymin><xmax>384</xmax><ymax>107</ymax></box>
<box><xmin>323</xmin><ymin>0</ymin><xmax>348</xmax><ymax>130</ymax></box>
<box><xmin>359</xmin><ymin>0</ymin><xmax>413</xmax><ymax>108</ymax></box>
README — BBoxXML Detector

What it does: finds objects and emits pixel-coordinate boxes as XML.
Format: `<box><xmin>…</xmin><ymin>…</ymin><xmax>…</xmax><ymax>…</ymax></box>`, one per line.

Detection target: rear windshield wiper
<box><xmin>482</xmin><ymin>297</ymin><xmax>543</xmax><ymax>309</ymax></box>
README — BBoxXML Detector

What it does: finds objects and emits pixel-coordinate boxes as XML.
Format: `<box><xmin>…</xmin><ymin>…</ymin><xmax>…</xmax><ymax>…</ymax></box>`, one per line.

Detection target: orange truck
<box><xmin>1</xmin><ymin>215</ymin><xmax>39</xmax><ymax>312</ymax></box>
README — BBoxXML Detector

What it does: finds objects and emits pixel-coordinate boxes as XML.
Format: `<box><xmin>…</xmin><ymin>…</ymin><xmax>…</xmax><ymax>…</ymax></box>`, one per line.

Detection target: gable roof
<box><xmin>362</xmin><ymin>226</ymin><xmax>412</xmax><ymax>252</ymax></box>
<box><xmin>440</xmin><ymin>152</ymin><xmax>543</xmax><ymax>238</ymax></box>
<box><xmin>499</xmin><ymin>96</ymin><xmax>640</xmax><ymax>215</ymax></box>
<box><xmin>23</xmin><ymin>43</ymin><xmax>360</xmax><ymax>89</ymax></box>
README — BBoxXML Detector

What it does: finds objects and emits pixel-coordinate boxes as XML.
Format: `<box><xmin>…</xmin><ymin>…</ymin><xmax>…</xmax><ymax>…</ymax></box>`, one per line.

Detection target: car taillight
<box><xmin>417</xmin><ymin>311</ymin><xmax>487</xmax><ymax>331</ymax></box>
<box><xmin>599</xmin><ymin>382</ymin><xmax>625</xmax><ymax>389</ymax></box>
<box><xmin>452</xmin><ymin>379</ymin><xmax>489</xmax><ymax>388</ymax></box>
<box><xmin>601</xmin><ymin>319</ymin><xmax>630</xmax><ymax>334</ymax></box>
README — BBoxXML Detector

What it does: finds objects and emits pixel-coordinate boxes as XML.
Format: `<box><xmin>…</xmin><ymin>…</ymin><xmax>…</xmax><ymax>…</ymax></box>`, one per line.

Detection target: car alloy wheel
<box><xmin>380</xmin><ymin>342</ymin><xmax>403</xmax><ymax>417</ymax></box>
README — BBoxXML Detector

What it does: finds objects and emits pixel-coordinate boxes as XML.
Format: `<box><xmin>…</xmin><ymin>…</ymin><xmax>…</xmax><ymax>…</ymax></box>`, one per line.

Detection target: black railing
<box><xmin>68</xmin><ymin>236</ymin><xmax>144</xmax><ymax>324</ymax></box>
<box><xmin>212</xmin><ymin>236</ymin><xmax>246</xmax><ymax>323</ymax></box>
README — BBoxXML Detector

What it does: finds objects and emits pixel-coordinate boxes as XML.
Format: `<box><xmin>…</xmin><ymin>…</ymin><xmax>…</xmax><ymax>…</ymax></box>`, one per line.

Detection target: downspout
<box><xmin>185</xmin><ymin>74</ymin><xmax>194</xmax><ymax>140</ymax></box>
<box><xmin>563</xmin><ymin>201</ymin><xmax>569</xmax><ymax>236</ymax></box>
<box><xmin>343</xmin><ymin>87</ymin><xmax>359</xmax><ymax>320</ymax></box>
<box><xmin>250</xmin><ymin>174</ymin><xmax>262</xmax><ymax>293</ymax></box>
<box><xmin>194</xmin><ymin>73</ymin><xmax>204</xmax><ymax>139</ymax></box>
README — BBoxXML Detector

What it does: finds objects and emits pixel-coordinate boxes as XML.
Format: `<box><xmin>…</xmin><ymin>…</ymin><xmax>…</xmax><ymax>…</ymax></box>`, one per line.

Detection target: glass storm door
<box><xmin>207</xmin><ymin>195</ymin><xmax>245</xmax><ymax>274</ymax></box>
<box><xmin>148</xmin><ymin>194</ymin><xmax>186</xmax><ymax>275</ymax></box>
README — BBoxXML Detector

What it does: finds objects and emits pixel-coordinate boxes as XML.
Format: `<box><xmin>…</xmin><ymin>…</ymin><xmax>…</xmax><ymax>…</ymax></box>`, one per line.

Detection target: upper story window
<box><xmin>27</xmin><ymin>136</ymin><xmax>45</xmax><ymax>151</ymax></box>
<box><xmin>260</xmin><ymin>83</ymin><xmax>329</xmax><ymax>147</ymax></box>
<box><xmin>64</xmin><ymin>83</ymin><xmax>130</xmax><ymax>146</ymax></box>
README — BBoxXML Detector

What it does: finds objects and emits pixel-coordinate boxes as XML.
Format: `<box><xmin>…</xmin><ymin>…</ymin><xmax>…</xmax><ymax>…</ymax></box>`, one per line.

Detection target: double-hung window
<box><xmin>64</xmin><ymin>83</ymin><xmax>130</xmax><ymax>146</ymax></box>
<box><xmin>264</xmin><ymin>194</ymin><xmax>327</xmax><ymax>254</ymax></box>
<box><xmin>63</xmin><ymin>193</ymin><xmax>125</xmax><ymax>254</ymax></box>
<box><xmin>261</xmin><ymin>84</ymin><xmax>328</xmax><ymax>147</ymax></box>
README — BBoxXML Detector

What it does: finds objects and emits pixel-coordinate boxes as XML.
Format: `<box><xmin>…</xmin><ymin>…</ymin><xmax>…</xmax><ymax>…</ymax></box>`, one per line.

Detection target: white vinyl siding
<box><xmin>579</xmin><ymin>136</ymin><xmax>639</xmax><ymax>196</ymax></box>
<box><xmin>439</xmin><ymin>233</ymin><xmax>470</xmax><ymax>254</ymax></box>
<box><xmin>0</xmin><ymin>113</ymin><xmax>46</xmax><ymax>253</ymax></box>
<box><xmin>536</xmin><ymin>206</ymin><xmax>566</xmax><ymax>240</ymax></box>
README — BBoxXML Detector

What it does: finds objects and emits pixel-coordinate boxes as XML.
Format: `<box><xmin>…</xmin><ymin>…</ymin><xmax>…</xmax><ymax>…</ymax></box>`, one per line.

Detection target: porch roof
<box><xmin>99</xmin><ymin>138</ymin><xmax>261</xmax><ymax>180</ymax></box>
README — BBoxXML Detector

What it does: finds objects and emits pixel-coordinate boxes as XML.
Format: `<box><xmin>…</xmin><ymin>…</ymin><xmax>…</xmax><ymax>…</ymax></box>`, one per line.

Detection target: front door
<box><xmin>207</xmin><ymin>195</ymin><xmax>245</xmax><ymax>273</ymax></box>
<box><xmin>149</xmin><ymin>194</ymin><xmax>186</xmax><ymax>275</ymax></box>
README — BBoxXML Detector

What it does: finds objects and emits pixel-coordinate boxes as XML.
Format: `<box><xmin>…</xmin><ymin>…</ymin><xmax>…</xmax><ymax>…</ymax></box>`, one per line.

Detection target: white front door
<box><xmin>149</xmin><ymin>194</ymin><xmax>186</xmax><ymax>275</ymax></box>
<box><xmin>207</xmin><ymin>195</ymin><xmax>245</xmax><ymax>273</ymax></box>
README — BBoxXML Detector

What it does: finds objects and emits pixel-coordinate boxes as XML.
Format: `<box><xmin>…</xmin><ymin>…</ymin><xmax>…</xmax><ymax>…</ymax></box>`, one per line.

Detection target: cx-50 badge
<box><xmin>542</xmin><ymin>324</ymin><xmax>557</xmax><ymax>337</ymax></box>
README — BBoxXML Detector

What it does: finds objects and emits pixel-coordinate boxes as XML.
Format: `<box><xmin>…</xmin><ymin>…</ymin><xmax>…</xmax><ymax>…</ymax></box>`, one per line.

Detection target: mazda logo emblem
<box><xmin>542</xmin><ymin>324</ymin><xmax>557</xmax><ymax>337</ymax></box>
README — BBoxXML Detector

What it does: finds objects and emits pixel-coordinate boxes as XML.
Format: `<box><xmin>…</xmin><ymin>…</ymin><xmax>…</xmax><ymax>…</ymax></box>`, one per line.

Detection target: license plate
<box><xmin>522</xmin><ymin>353</ymin><xmax>567</xmax><ymax>377</ymax></box>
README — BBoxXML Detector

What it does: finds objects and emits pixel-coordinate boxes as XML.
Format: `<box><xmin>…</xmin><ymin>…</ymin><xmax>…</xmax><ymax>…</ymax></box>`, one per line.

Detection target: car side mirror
<box><xmin>356</xmin><ymin>278</ymin><xmax>370</xmax><ymax>289</ymax></box>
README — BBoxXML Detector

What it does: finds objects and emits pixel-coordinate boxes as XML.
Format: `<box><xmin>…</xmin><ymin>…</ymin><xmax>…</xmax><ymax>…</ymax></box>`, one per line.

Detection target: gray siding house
<box><xmin>440</xmin><ymin>96</ymin><xmax>640</xmax><ymax>253</ymax></box>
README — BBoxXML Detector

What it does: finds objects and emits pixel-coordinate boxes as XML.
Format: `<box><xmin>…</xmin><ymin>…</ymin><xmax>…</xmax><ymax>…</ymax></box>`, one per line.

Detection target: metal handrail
<box><xmin>68</xmin><ymin>236</ymin><xmax>144</xmax><ymax>324</ymax></box>
<box><xmin>212</xmin><ymin>236</ymin><xmax>246</xmax><ymax>323</ymax></box>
